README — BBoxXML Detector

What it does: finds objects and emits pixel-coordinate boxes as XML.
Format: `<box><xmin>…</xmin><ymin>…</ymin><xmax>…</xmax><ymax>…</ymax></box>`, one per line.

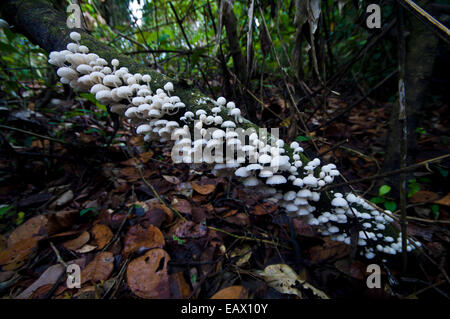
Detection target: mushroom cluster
<box><xmin>48</xmin><ymin>31</ymin><xmax>420</xmax><ymax>259</ymax></box>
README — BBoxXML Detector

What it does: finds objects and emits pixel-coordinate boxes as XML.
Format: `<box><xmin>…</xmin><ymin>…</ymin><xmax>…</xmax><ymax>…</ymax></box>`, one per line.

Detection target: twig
<box><xmin>50</xmin><ymin>241</ymin><xmax>68</xmax><ymax>268</ymax></box>
<box><xmin>0</xmin><ymin>124</ymin><xmax>68</xmax><ymax>145</ymax></box>
<box><xmin>323</xmin><ymin>153</ymin><xmax>450</xmax><ymax>190</ymax></box>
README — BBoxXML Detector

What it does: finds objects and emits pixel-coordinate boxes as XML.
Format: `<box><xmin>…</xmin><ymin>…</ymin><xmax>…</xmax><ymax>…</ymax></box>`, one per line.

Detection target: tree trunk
<box><xmin>0</xmin><ymin>0</ymin><xmax>259</xmax><ymax>133</ymax></box>
<box><xmin>382</xmin><ymin>0</ymin><xmax>438</xmax><ymax>190</ymax></box>
<box><xmin>221</xmin><ymin>0</ymin><xmax>247</xmax><ymax>84</ymax></box>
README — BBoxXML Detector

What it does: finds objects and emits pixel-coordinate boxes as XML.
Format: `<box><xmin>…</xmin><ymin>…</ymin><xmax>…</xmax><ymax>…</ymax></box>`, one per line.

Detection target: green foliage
<box><xmin>371</xmin><ymin>185</ymin><xmax>397</xmax><ymax>212</ymax></box>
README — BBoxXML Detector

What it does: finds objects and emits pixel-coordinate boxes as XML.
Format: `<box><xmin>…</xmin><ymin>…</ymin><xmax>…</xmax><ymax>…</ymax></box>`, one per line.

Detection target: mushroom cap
<box><xmin>221</xmin><ymin>121</ymin><xmax>236</xmax><ymax>128</ymax></box>
<box><xmin>331</xmin><ymin>197</ymin><xmax>348</xmax><ymax>207</ymax></box>
<box><xmin>246</xmin><ymin>163</ymin><xmax>263</xmax><ymax>171</ymax></box>
<box><xmin>303</xmin><ymin>174</ymin><xmax>318</xmax><ymax>187</ymax></box>
<box><xmin>103</xmin><ymin>74</ymin><xmax>122</xmax><ymax>87</ymax></box>
<box><xmin>70</xmin><ymin>32</ymin><xmax>81</xmax><ymax>41</ymax></box>
<box><xmin>297</xmin><ymin>189</ymin><xmax>312</xmax><ymax>198</ymax></box>
<box><xmin>283</xmin><ymin>191</ymin><xmax>297</xmax><ymax>201</ymax></box>
<box><xmin>164</xmin><ymin>82</ymin><xmax>174</xmax><ymax>91</ymax></box>
<box><xmin>243</xmin><ymin>176</ymin><xmax>259</xmax><ymax>187</ymax></box>
<box><xmin>212</xmin><ymin>129</ymin><xmax>226</xmax><ymax>139</ymax></box>
<box><xmin>235</xmin><ymin>167</ymin><xmax>250</xmax><ymax>177</ymax></box>
<box><xmin>266</xmin><ymin>175</ymin><xmax>287</xmax><ymax>185</ymax></box>
<box><xmin>258</xmin><ymin>154</ymin><xmax>272</xmax><ymax>165</ymax></box>
<box><xmin>259</xmin><ymin>169</ymin><xmax>274</xmax><ymax>178</ymax></box>
<box><xmin>136</xmin><ymin>124</ymin><xmax>152</xmax><ymax>134</ymax></box>
<box><xmin>217</xmin><ymin>97</ymin><xmax>226</xmax><ymax>105</ymax></box>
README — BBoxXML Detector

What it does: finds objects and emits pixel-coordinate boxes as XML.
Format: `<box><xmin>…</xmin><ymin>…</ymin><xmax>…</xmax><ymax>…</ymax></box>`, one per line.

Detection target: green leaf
<box><xmin>80</xmin><ymin>207</ymin><xmax>97</xmax><ymax>216</ymax></box>
<box><xmin>379</xmin><ymin>185</ymin><xmax>391</xmax><ymax>197</ymax></box>
<box><xmin>437</xmin><ymin>167</ymin><xmax>448</xmax><ymax>177</ymax></box>
<box><xmin>407</xmin><ymin>183</ymin><xmax>421</xmax><ymax>198</ymax></box>
<box><xmin>296</xmin><ymin>135</ymin><xmax>311</xmax><ymax>142</ymax></box>
<box><xmin>370</xmin><ymin>197</ymin><xmax>385</xmax><ymax>204</ymax></box>
<box><xmin>431</xmin><ymin>204</ymin><xmax>439</xmax><ymax>220</ymax></box>
<box><xmin>384</xmin><ymin>201</ymin><xmax>397</xmax><ymax>212</ymax></box>
<box><xmin>16</xmin><ymin>212</ymin><xmax>25</xmax><ymax>225</ymax></box>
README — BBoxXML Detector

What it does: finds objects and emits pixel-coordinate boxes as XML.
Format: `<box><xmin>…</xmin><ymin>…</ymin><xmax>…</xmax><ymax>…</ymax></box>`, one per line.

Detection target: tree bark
<box><xmin>382</xmin><ymin>0</ymin><xmax>438</xmax><ymax>189</ymax></box>
<box><xmin>221</xmin><ymin>0</ymin><xmax>247</xmax><ymax>84</ymax></box>
<box><xmin>0</xmin><ymin>0</ymin><xmax>259</xmax><ymax>133</ymax></box>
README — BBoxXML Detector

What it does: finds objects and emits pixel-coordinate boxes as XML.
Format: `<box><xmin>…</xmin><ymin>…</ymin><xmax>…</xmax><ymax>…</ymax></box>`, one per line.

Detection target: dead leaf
<box><xmin>7</xmin><ymin>215</ymin><xmax>48</xmax><ymax>248</ymax></box>
<box><xmin>169</xmin><ymin>272</ymin><xmax>191</xmax><ymax>299</ymax></box>
<box><xmin>256</xmin><ymin>264</ymin><xmax>329</xmax><ymax>299</ymax></box>
<box><xmin>91</xmin><ymin>224</ymin><xmax>113</xmax><ymax>250</ymax></box>
<box><xmin>251</xmin><ymin>202</ymin><xmax>278</xmax><ymax>215</ymax></box>
<box><xmin>81</xmin><ymin>251</ymin><xmax>114</xmax><ymax>284</ymax></box>
<box><xmin>63</xmin><ymin>231</ymin><xmax>90</xmax><ymax>251</ymax></box>
<box><xmin>127</xmin><ymin>248</ymin><xmax>171</xmax><ymax>299</ymax></box>
<box><xmin>171</xmin><ymin>198</ymin><xmax>192</xmax><ymax>214</ymax></box>
<box><xmin>54</xmin><ymin>190</ymin><xmax>74</xmax><ymax>207</ymax></box>
<box><xmin>0</xmin><ymin>236</ymin><xmax>41</xmax><ymax>266</ymax></box>
<box><xmin>75</xmin><ymin>244</ymin><xmax>98</xmax><ymax>254</ymax></box>
<box><xmin>174</xmin><ymin>220</ymin><xmax>207</xmax><ymax>239</ymax></box>
<box><xmin>162</xmin><ymin>175</ymin><xmax>180</xmax><ymax>184</ymax></box>
<box><xmin>17</xmin><ymin>264</ymin><xmax>65</xmax><ymax>299</ymax></box>
<box><xmin>334</xmin><ymin>259</ymin><xmax>367</xmax><ymax>280</ymax></box>
<box><xmin>191</xmin><ymin>182</ymin><xmax>216</xmax><ymax>195</ymax></box>
<box><xmin>308</xmin><ymin>237</ymin><xmax>350</xmax><ymax>263</ymax></box>
<box><xmin>230</xmin><ymin>245</ymin><xmax>252</xmax><ymax>266</ymax></box>
<box><xmin>210</xmin><ymin>285</ymin><xmax>248</xmax><ymax>299</ymax></box>
<box><xmin>410</xmin><ymin>191</ymin><xmax>440</xmax><ymax>204</ymax></box>
<box><xmin>123</xmin><ymin>224</ymin><xmax>165</xmax><ymax>258</ymax></box>
<box><xmin>435</xmin><ymin>194</ymin><xmax>450</xmax><ymax>206</ymax></box>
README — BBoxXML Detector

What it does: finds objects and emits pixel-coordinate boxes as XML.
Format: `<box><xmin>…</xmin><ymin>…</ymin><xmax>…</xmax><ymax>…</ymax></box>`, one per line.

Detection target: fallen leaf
<box><xmin>230</xmin><ymin>245</ymin><xmax>252</xmax><ymax>266</ymax></box>
<box><xmin>0</xmin><ymin>236</ymin><xmax>41</xmax><ymax>266</ymax></box>
<box><xmin>0</xmin><ymin>271</ymin><xmax>15</xmax><ymax>283</ymax></box>
<box><xmin>410</xmin><ymin>191</ymin><xmax>440</xmax><ymax>204</ymax></box>
<box><xmin>75</xmin><ymin>244</ymin><xmax>98</xmax><ymax>254</ymax></box>
<box><xmin>7</xmin><ymin>215</ymin><xmax>48</xmax><ymax>248</ymax></box>
<box><xmin>17</xmin><ymin>264</ymin><xmax>65</xmax><ymax>299</ymax></box>
<box><xmin>91</xmin><ymin>224</ymin><xmax>113</xmax><ymax>250</ymax></box>
<box><xmin>169</xmin><ymin>272</ymin><xmax>191</xmax><ymax>299</ymax></box>
<box><xmin>308</xmin><ymin>237</ymin><xmax>350</xmax><ymax>263</ymax></box>
<box><xmin>256</xmin><ymin>264</ymin><xmax>329</xmax><ymax>299</ymax></box>
<box><xmin>174</xmin><ymin>220</ymin><xmax>207</xmax><ymax>239</ymax></box>
<box><xmin>81</xmin><ymin>251</ymin><xmax>114</xmax><ymax>285</ymax></box>
<box><xmin>171</xmin><ymin>198</ymin><xmax>192</xmax><ymax>214</ymax></box>
<box><xmin>123</xmin><ymin>224</ymin><xmax>165</xmax><ymax>258</ymax></box>
<box><xmin>210</xmin><ymin>285</ymin><xmax>248</xmax><ymax>299</ymax></box>
<box><xmin>54</xmin><ymin>190</ymin><xmax>74</xmax><ymax>207</ymax></box>
<box><xmin>334</xmin><ymin>259</ymin><xmax>367</xmax><ymax>280</ymax></box>
<box><xmin>435</xmin><ymin>194</ymin><xmax>450</xmax><ymax>207</ymax></box>
<box><xmin>191</xmin><ymin>182</ymin><xmax>216</xmax><ymax>195</ymax></box>
<box><xmin>127</xmin><ymin>248</ymin><xmax>171</xmax><ymax>299</ymax></box>
<box><xmin>63</xmin><ymin>231</ymin><xmax>90</xmax><ymax>251</ymax></box>
<box><xmin>251</xmin><ymin>202</ymin><xmax>278</xmax><ymax>215</ymax></box>
<box><xmin>162</xmin><ymin>175</ymin><xmax>180</xmax><ymax>184</ymax></box>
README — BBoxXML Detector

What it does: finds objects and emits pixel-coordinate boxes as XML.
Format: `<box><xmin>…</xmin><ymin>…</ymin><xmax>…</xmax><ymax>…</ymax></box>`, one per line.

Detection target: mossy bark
<box><xmin>0</xmin><ymin>0</ymin><xmax>259</xmax><ymax>133</ymax></box>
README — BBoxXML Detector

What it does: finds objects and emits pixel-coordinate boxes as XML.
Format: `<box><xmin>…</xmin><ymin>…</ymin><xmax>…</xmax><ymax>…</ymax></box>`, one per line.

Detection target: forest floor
<box><xmin>0</xmin><ymin>82</ymin><xmax>449</xmax><ymax>299</ymax></box>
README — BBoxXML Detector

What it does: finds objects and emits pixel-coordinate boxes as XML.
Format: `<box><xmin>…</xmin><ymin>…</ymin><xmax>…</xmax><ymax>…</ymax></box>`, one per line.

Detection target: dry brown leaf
<box><xmin>81</xmin><ymin>251</ymin><xmax>114</xmax><ymax>285</ymax></box>
<box><xmin>410</xmin><ymin>191</ymin><xmax>440</xmax><ymax>204</ymax></box>
<box><xmin>127</xmin><ymin>248</ymin><xmax>171</xmax><ymax>299</ymax></box>
<box><xmin>171</xmin><ymin>198</ymin><xmax>192</xmax><ymax>214</ymax></box>
<box><xmin>230</xmin><ymin>245</ymin><xmax>252</xmax><ymax>267</ymax></box>
<box><xmin>169</xmin><ymin>272</ymin><xmax>191</xmax><ymax>299</ymax></box>
<box><xmin>435</xmin><ymin>193</ymin><xmax>450</xmax><ymax>207</ymax></box>
<box><xmin>256</xmin><ymin>264</ymin><xmax>329</xmax><ymax>299</ymax></box>
<box><xmin>191</xmin><ymin>182</ymin><xmax>216</xmax><ymax>195</ymax></box>
<box><xmin>308</xmin><ymin>237</ymin><xmax>350</xmax><ymax>263</ymax></box>
<box><xmin>0</xmin><ymin>236</ymin><xmax>41</xmax><ymax>266</ymax></box>
<box><xmin>63</xmin><ymin>231</ymin><xmax>90</xmax><ymax>251</ymax></box>
<box><xmin>76</xmin><ymin>244</ymin><xmax>98</xmax><ymax>254</ymax></box>
<box><xmin>17</xmin><ymin>264</ymin><xmax>65</xmax><ymax>299</ymax></box>
<box><xmin>7</xmin><ymin>215</ymin><xmax>48</xmax><ymax>248</ymax></box>
<box><xmin>174</xmin><ymin>220</ymin><xmax>207</xmax><ymax>239</ymax></box>
<box><xmin>162</xmin><ymin>175</ymin><xmax>180</xmax><ymax>184</ymax></box>
<box><xmin>91</xmin><ymin>224</ymin><xmax>113</xmax><ymax>250</ymax></box>
<box><xmin>210</xmin><ymin>285</ymin><xmax>248</xmax><ymax>299</ymax></box>
<box><xmin>250</xmin><ymin>202</ymin><xmax>278</xmax><ymax>215</ymax></box>
<box><xmin>0</xmin><ymin>234</ymin><xmax>7</xmax><ymax>252</ymax></box>
<box><xmin>122</xmin><ymin>224</ymin><xmax>165</xmax><ymax>258</ymax></box>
